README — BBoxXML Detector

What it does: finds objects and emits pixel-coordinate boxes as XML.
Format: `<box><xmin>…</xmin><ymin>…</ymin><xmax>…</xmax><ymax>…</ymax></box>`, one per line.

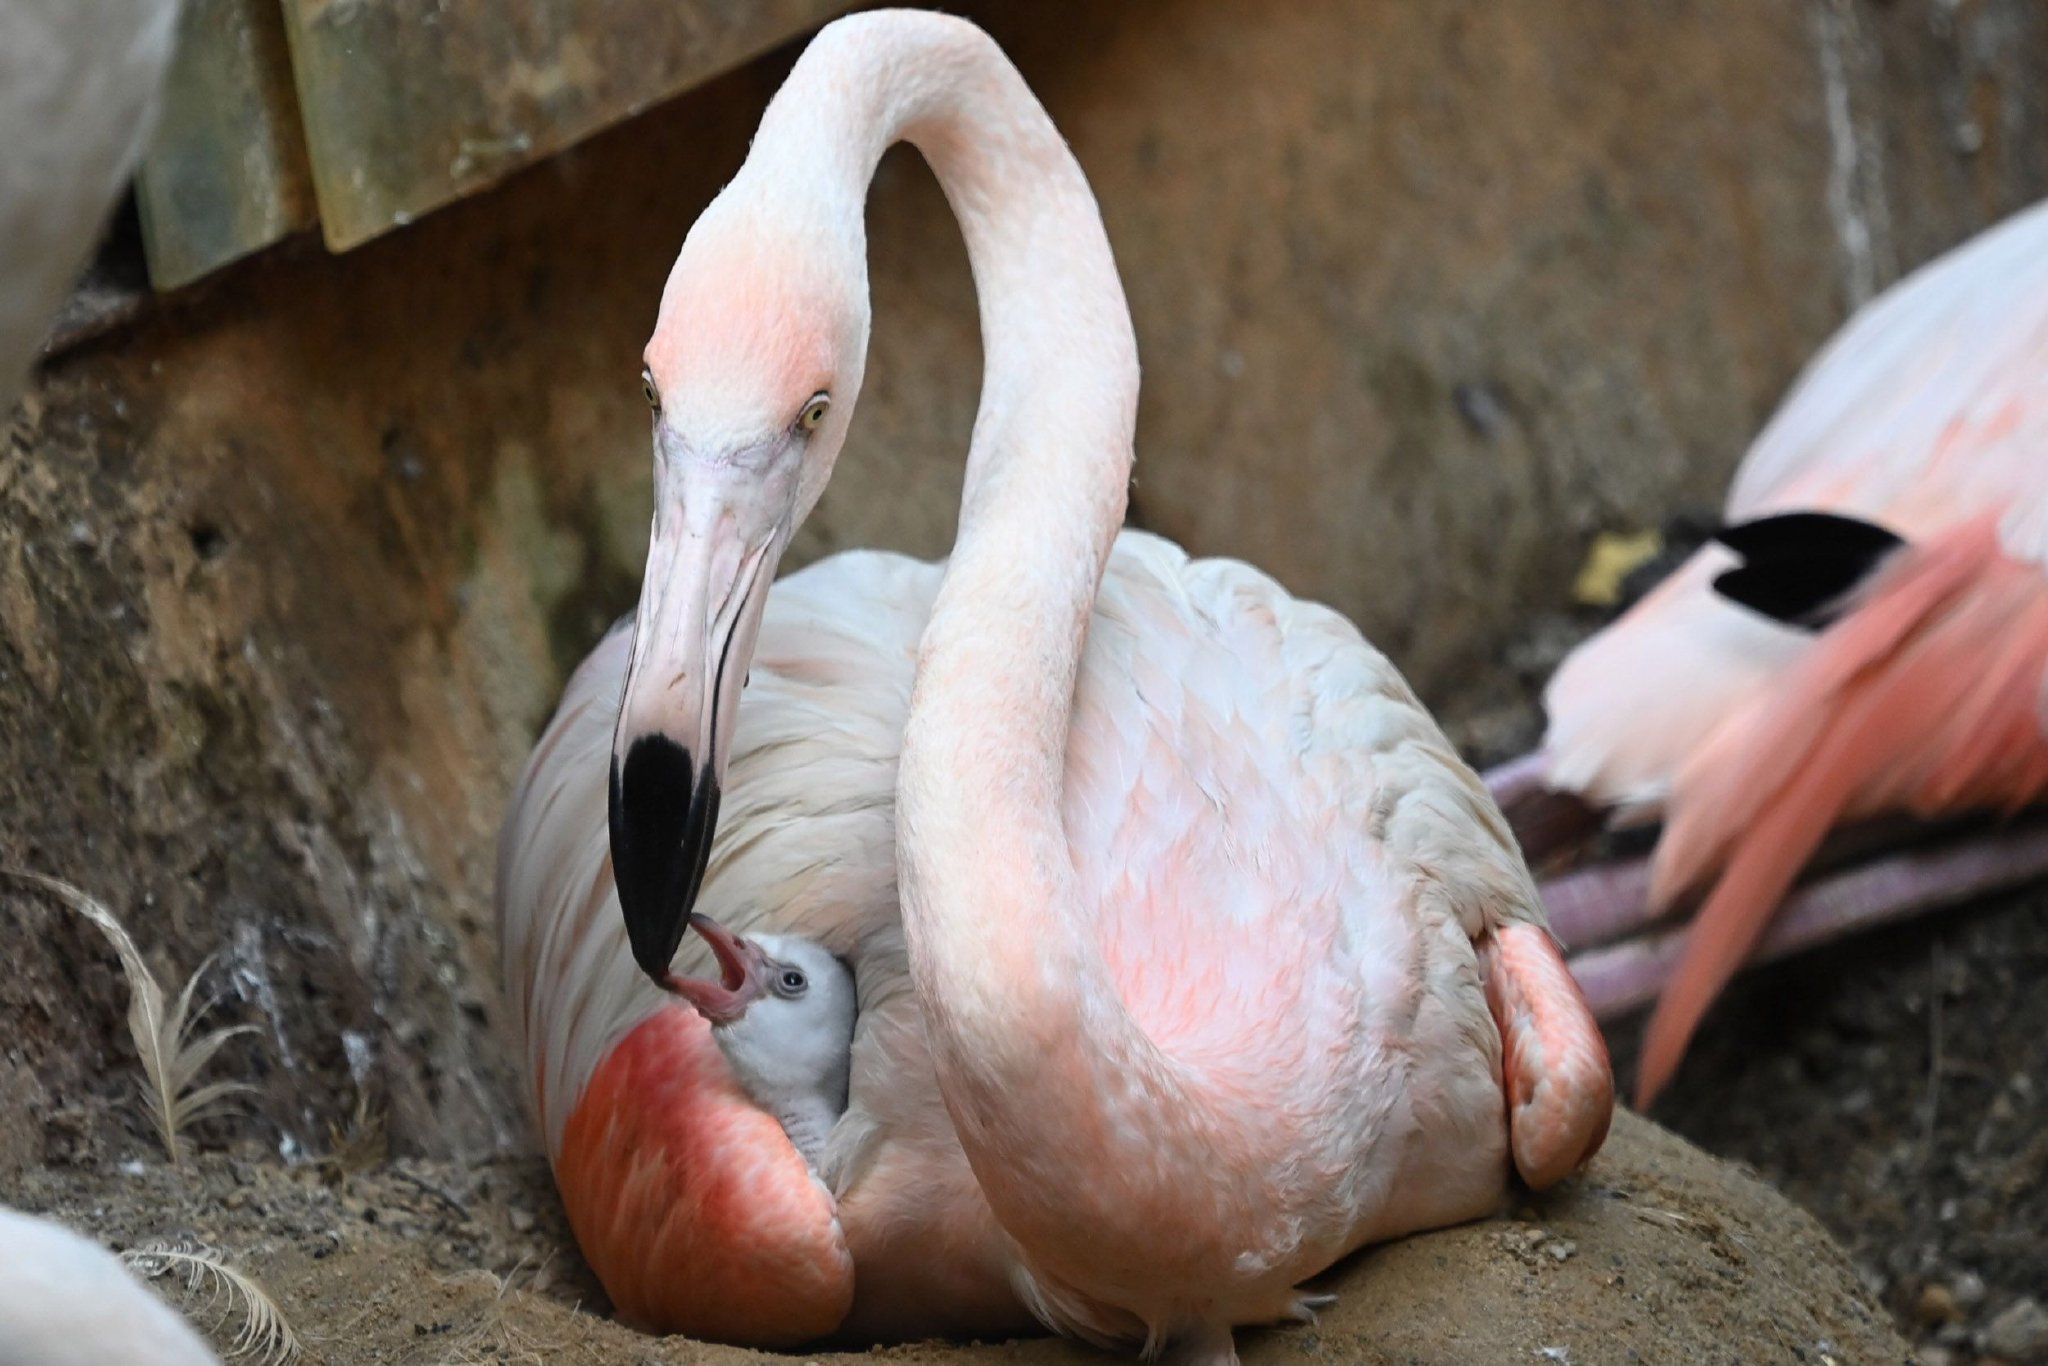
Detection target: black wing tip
<box><xmin>609</xmin><ymin>735</ymin><xmax>717</xmax><ymax>981</ymax></box>
<box><xmin>1709</xmin><ymin>510</ymin><xmax>1907</xmax><ymax>630</ymax></box>
<box><xmin>1712</xmin><ymin>510</ymin><xmax>1905</xmax><ymax>560</ymax></box>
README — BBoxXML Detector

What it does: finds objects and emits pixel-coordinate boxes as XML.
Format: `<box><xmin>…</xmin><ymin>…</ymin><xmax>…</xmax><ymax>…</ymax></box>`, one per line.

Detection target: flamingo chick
<box><xmin>1485</xmin><ymin>197</ymin><xmax>2048</xmax><ymax>1107</ymax></box>
<box><xmin>665</xmin><ymin>913</ymin><xmax>857</xmax><ymax>1168</ymax></box>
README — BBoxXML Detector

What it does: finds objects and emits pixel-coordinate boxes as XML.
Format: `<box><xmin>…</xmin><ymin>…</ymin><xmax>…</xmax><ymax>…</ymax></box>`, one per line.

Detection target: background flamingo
<box><xmin>0</xmin><ymin>1207</ymin><xmax>220</xmax><ymax>1364</ymax></box>
<box><xmin>500</xmin><ymin>10</ymin><xmax>1612</xmax><ymax>1359</ymax></box>
<box><xmin>1</xmin><ymin>0</ymin><xmax>179</xmax><ymax>411</ymax></box>
<box><xmin>1486</xmin><ymin>197</ymin><xmax>2048</xmax><ymax>1108</ymax></box>
<box><xmin>0</xmin><ymin>5</ymin><xmax>227</xmax><ymax>1360</ymax></box>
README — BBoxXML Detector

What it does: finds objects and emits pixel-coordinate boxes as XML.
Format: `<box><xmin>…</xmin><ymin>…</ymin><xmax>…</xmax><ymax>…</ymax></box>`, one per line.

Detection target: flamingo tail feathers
<box><xmin>1635</xmin><ymin>513</ymin><xmax>2048</xmax><ymax>1105</ymax></box>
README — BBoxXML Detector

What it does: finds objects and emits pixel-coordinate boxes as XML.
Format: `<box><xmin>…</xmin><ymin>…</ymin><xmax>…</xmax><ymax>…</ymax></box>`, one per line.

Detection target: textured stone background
<box><xmin>1</xmin><ymin>0</ymin><xmax>2043</xmax><ymax>1174</ymax></box>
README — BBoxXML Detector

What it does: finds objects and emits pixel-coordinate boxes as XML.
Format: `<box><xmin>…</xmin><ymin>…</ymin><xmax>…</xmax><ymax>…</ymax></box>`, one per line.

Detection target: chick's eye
<box><xmin>797</xmin><ymin>393</ymin><xmax>830</xmax><ymax>433</ymax></box>
<box><xmin>779</xmin><ymin>968</ymin><xmax>807</xmax><ymax>994</ymax></box>
<box><xmin>641</xmin><ymin>370</ymin><xmax>660</xmax><ymax>411</ymax></box>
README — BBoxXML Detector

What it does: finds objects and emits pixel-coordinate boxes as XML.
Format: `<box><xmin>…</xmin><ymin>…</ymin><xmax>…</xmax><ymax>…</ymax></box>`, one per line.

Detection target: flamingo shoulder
<box><xmin>1089</xmin><ymin>530</ymin><xmax>1544</xmax><ymax>945</ymax></box>
<box><xmin>1066</xmin><ymin>534</ymin><xmax>1525</xmax><ymax>1237</ymax></box>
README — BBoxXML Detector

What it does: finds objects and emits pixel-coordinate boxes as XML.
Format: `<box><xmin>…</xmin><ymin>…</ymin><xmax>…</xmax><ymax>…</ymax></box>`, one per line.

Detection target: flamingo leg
<box><xmin>1558</xmin><ymin>820</ymin><xmax>2048</xmax><ymax>1021</ymax></box>
<box><xmin>1483</xmin><ymin>753</ymin><xmax>2048</xmax><ymax>1029</ymax></box>
<box><xmin>1480</xmin><ymin>922</ymin><xmax>1616</xmax><ymax>1189</ymax></box>
<box><xmin>1481</xmin><ymin>751</ymin><xmax>1550</xmax><ymax>810</ymax></box>
<box><xmin>1482</xmin><ymin>753</ymin><xmax>1606</xmax><ymax>870</ymax></box>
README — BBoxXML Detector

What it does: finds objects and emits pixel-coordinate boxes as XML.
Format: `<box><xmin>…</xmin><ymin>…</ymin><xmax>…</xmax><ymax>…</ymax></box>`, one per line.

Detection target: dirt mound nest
<box><xmin>12</xmin><ymin>1109</ymin><xmax>1904</xmax><ymax>1363</ymax></box>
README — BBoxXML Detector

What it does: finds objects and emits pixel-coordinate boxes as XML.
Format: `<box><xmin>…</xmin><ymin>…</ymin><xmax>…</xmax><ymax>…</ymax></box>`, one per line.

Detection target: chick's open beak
<box><xmin>663</xmin><ymin>913</ymin><xmax>770</xmax><ymax>1026</ymax></box>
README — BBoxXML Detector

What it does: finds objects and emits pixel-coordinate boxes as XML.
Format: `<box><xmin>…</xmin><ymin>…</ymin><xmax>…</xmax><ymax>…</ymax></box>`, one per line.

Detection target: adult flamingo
<box><xmin>1486</xmin><ymin>198</ymin><xmax>2048</xmax><ymax>1108</ymax></box>
<box><xmin>500</xmin><ymin>11</ymin><xmax>1613</xmax><ymax>1359</ymax></box>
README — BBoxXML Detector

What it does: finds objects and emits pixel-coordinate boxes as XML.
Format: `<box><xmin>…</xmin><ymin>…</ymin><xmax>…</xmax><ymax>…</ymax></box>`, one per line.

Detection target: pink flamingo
<box><xmin>500</xmin><ymin>11</ymin><xmax>1613</xmax><ymax>1358</ymax></box>
<box><xmin>1487</xmin><ymin>198</ymin><xmax>2048</xmax><ymax>1108</ymax></box>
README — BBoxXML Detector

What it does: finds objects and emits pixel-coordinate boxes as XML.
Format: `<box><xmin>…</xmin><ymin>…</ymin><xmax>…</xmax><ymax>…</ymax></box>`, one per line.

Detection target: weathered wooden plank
<box><xmin>134</xmin><ymin>0</ymin><xmax>317</xmax><ymax>290</ymax></box>
<box><xmin>279</xmin><ymin>0</ymin><xmax>852</xmax><ymax>252</ymax></box>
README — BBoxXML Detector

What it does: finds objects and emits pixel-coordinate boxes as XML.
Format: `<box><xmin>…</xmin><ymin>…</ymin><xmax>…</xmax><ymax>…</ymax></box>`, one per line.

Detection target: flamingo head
<box><xmin>609</xmin><ymin>183</ymin><xmax>872</xmax><ymax>983</ymax></box>
<box><xmin>667</xmin><ymin>913</ymin><xmax>859</xmax><ymax>1120</ymax></box>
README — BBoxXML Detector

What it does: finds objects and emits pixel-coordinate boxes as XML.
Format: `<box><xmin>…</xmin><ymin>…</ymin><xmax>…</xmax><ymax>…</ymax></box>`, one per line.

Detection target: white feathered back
<box><xmin>0</xmin><ymin>1206</ymin><xmax>219</xmax><ymax>1365</ymax></box>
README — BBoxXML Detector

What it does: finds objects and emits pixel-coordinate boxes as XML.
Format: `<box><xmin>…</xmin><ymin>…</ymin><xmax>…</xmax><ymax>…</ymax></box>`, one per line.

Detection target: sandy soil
<box><xmin>10</xmin><ymin>1110</ymin><xmax>1905</xmax><ymax>1365</ymax></box>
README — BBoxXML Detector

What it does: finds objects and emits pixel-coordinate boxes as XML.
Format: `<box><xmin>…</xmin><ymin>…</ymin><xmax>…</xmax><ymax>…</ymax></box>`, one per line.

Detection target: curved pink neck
<box><xmin>742</xmin><ymin>12</ymin><xmax>1194</xmax><ymax>1275</ymax></box>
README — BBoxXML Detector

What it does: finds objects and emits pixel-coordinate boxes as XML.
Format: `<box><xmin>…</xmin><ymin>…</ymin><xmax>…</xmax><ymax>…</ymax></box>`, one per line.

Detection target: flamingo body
<box><xmin>1534</xmin><ymin>198</ymin><xmax>2048</xmax><ymax>1103</ymax></box>
<box><xmin>505</xmin><ymin>537</ymin><xmax>1609</xmax><ymax>1347</ymax></box>
<box><xmin>500</xmin><ymin>12</ymin><xmax>1612</xmax><ymax>1358</ymax></box>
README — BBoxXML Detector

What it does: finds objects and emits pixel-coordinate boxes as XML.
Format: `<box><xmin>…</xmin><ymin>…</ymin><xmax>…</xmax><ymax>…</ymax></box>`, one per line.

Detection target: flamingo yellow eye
<box><xmin>641</xmin><ymin>369</ymin><xmax>660</xmax><ymax>411</ymax></box>
<box><xmin>798</xmin><ymin>393</ymin><xmax>831</xmax><ymax>432</ymax></box>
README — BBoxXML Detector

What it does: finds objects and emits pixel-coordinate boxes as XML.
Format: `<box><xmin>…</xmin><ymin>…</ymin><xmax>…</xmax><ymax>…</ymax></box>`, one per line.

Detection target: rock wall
<box><xmin>1</xmin><ymin>0</ymin><xmax>2042</xmax><ymax>1166</ymax></box>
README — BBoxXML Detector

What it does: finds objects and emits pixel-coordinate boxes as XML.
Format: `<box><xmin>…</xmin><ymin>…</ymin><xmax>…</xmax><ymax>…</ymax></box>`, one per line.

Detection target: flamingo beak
<box><xmin>663</xmin><ymin>913</ymin><xmax>771</xmax><ymax>1026</ymax></box>
<box><xmin>610</xmin><ymin>437</ymin><xmax>790</xmax><ymax>983</ymax></box>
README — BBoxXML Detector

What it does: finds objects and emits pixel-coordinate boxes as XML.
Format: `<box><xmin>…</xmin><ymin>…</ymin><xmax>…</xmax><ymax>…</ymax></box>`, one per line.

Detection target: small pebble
<box><xmin>1452</xmin><ymin>381</ymin><xmax>1507</xmax><ymax>438</ymax></box>
<box><xmin>509</xmin><ymin>1208</ymin><xmax>535</xmax><ymax>1233</ymax></box>
<box><xmin>1954</xmin><ymin>1272</ymin><xmax>1989</xmax><ymax>1308</ymax></box>
<box><xmin>1917</xmin><ymin>1283</ymin><xmax>1960</xmax><ymax>1326</ymax></box>
<box><xmin>1916</xmin><ymin>1347</ymin><xmax>1954</xmax><ymax>1366</ymax></box>
<box><xmin>1545</xmin><ymin>1239</ymin><xmax>1577</xmax><ymax>1262</ymax></box>
<box><xmin>1982</xmin><ymin>1297</ymin><xmax>2048</xmax><ymax>1360</ymax></box>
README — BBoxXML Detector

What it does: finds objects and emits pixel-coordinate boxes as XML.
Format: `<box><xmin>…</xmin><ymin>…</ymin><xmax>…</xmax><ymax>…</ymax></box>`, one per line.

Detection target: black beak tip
<box><xmin>608</xmin><ymin>734</ymin><xmax>723</xmax><ymax>982</ymax></box>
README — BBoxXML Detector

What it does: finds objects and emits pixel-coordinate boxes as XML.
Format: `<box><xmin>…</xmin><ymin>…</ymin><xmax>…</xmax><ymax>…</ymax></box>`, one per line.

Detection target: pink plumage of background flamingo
<box><xmin>498</xmin><ymin>10</ymin><xmax>1613</xmax><ymax>1360</ymax></box>
<box><xmin>1487</xmin><ymin>197</ymin><xmax>2048</xmax><ymax>1109</ymax></box>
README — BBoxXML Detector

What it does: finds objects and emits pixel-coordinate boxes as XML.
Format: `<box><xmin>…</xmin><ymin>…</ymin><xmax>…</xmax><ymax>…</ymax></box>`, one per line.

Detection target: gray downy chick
<box><xmin>664</xmin><ymin>912</ymin><xmax>857</xmax><ymax>1167</ymax></box>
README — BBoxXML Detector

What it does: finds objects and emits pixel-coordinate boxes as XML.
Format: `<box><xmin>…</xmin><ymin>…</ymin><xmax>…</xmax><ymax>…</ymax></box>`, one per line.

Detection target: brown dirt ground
<box><xmin>11</xmin><ymin>1110</ymin><xmax>1906</xmax><ymax>1365</ymax></box>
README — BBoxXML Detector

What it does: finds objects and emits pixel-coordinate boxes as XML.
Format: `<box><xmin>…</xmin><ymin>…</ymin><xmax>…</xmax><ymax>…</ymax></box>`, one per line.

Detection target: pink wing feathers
<box><xmin>1537</xmin><ymin>198</ymin><xmax>2048</xmax><ymax>1104</ymax></box>
<box><xmin>496</xmin><ymin>554</ymin><xmax>942</xmax><ymax>1340</ymax></box>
